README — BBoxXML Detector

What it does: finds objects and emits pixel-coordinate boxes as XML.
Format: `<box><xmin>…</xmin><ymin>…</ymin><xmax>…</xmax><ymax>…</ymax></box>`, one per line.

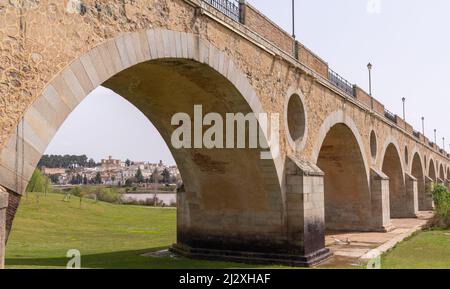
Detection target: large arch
<box><xmin>316</xmin><ymin>123</ymin><xmax>371</xmax><ymax>231</ymax></box>
<box><xmin>411</xmin><ymin>153</ymin><xmax>426</xmax><ymax>211</ymax></box>
<box><xmin>382</xmin><ymin>143</ymin><xmax>407</xmax><ymax>218</ymax></box>
<box><xmin>0</xmin><ymin>29</ymin><xmax>288</xmax><ymax>262</ymax></box>
<box><xmin>428</xmin><ymin>159</ymin><xmax>437</xmax><ymax>181</ymax></box>
<box><xmin>439</xmin><ymin>163</ymin><xmax>445</xmax><ymax>182</ymax></box>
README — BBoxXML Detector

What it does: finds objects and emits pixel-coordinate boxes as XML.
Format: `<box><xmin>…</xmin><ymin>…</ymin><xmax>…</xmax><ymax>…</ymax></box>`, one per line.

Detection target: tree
<box><xmin>125</xmin><ymin>178</ymin><xmax>134</xmax><ymax>187</ymax></box>
<box><xmin>95</xmin><ymin>172</ymin><xmax>102</xmax><ymax>184</ymax></box>
<box><xmin>49</xmin><ymin>174</ymin><xmax>60</xmax><ymax>184</ymax></box>
<box><xmin>161</xmin><ymin>168</ymin><xmax>171</xmax><ymax>184</ymax></box>
<box><xmin>26</xmin><ymin>169</ymin><xmax>52</xmax><ymax>194</ymax></box>
<box><xmin>135</xmin><ymin>167</ymin><xmax>145</xmax><ymax>184</ymax></box>
<box><xmin>87</xmin><ymin>158</ymin><xmax>96</xmax><ymax>168</ymax></box>
<box><xmin>151</xmin><ymin>168</ymin><xmax>160</xmax><ymax>184</ymax></box>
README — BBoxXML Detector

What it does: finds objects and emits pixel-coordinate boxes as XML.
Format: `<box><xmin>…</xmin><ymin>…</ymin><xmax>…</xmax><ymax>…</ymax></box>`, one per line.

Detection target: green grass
<box><xmin>6</xmin><ymin>193</ymin><xmax>275</xmax><ymax>269</ymax></box>
<box><xmin>381</xmin><ymin>229</ymin><xmax>450</xmax><ymax>269</ymax></box>
<box><xmin>8</xmin><ymin>192</ymin><xmax>450</xmax><ymax>269</ymax></box>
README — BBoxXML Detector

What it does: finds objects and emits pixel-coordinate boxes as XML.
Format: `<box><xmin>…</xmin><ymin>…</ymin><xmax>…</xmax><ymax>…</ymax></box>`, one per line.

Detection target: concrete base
<box><xmin>170</xmin><ymin>243</ymin><xmax>332</xmax><ymax>267</ymax></box>
<box><xmin>322</xmin><ymin>211</ymin><xmax>434</xmax><ymax>268</ymax></box>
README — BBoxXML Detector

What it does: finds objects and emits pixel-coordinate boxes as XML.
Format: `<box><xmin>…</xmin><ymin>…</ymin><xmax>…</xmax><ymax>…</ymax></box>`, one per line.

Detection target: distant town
<box><xmin>38</xmin><ymin>155</ymin><xmax>181</xmax><ymax>187</ymax></box>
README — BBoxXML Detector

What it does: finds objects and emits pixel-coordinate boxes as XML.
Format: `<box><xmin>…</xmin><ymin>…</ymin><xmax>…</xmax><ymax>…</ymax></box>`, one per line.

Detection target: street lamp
<box><xmin>443</xmin><ymin>137</ymin><xmax>445</xmax><ymax>151</ymax></box>
<box><xmin>421</xmin><ymin>117</ymin><xmax>425</xmax><ymax>136</ymax></box>
<box><xmin>367</xmin><ymin>63</ymin><xmax>373</xmax><ymax>96</ymax></box>
<box><xmin>402</xmin><ymin>97</ymin><xmax>406</xmax><ymax>121</ymax></box>
<box><xmin>291</xmin><ymin>0</ymin><xmax>296</xmax><ymax>39</ymax></box>
<box><xmin>434</xmin><ymin>129</ymin><xmax>437</xmax><ymax>144</ymax></box>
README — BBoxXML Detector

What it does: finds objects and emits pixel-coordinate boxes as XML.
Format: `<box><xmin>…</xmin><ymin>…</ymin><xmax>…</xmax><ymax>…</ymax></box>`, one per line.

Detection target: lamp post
<box><xmin>434</xmin><ymin>129</ymin><xmax>437</xmax><ymax>144</ymax></box>
<box><xmin>402</xmin><ymin>97</ymin><xmax>406</xmax><ymax>121</ymax></box>
<box><xmin>443</xmin><ymin>137</ymin><xmax>445</xmax><ymax>151</ymax></box>
<box><xmin>291</xmin><ymin>0</ymin><xmax>295</xmax><ymax>39</ymax></box>
<box><xmin>367</xmin><ymin>63</ymin><xmax>373</xmax><ymax>109</ymax></box>
<box><xmin>421</xmin><ymin>117</ymin><xmax>425</xmax><ymax>136</ymax></box>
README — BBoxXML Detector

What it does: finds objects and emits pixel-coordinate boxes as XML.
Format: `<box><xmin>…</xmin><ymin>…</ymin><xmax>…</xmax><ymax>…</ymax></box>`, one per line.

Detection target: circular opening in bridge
<box><xmin>286</xmin><ymin>94</ymin><xmax>306</xmax><ymax>143</ymax></box>
<box><xmin>370</xmin><ymin>131</ymin><xmax>377</xmax><ymax>159</ymax></box>
<box><xmin>405</xmin><ymin>146</ymin><xmax>409</xmax><ymax>165</ymax></box>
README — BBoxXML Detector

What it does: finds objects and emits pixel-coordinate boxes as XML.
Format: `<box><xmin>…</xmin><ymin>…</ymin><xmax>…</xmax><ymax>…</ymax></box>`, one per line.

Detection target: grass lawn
<box><xmin>381</xmin><ymin>230</ymin><xmax>450</xmax><ymax>269</ymax></box>
<box><xmin>6</xmin><ymin>193</ymin><xmax>276</xmax><ymax>269</ymax></box>
<box><xmin>7</xmin><ymin>192</ymin><xmax>450</xmax><ymax>269</ymax></box>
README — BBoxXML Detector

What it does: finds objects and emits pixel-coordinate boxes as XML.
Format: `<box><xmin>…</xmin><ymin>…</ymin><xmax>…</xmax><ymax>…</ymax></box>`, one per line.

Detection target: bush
<box><xmin>95</xmin><ymin>187</ymin><xmax>121</xmax><ymax>204</ymax></box>
<box><xmin>431</xmin><ymin>184</ymin><xmax>450</xmax><ymax>228</ymax></box>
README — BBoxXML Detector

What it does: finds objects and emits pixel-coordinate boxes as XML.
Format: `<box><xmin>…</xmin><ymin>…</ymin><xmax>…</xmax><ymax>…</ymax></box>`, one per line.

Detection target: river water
<box><xmin>121</xmin><ymin>193</ymin><xmax>176</xmax><ymax>206</ymax></box>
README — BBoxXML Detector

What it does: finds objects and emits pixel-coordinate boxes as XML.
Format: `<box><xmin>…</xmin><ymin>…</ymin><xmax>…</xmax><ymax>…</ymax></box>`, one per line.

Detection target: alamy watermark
<box><xmin>170</xmin><ymin>105</ymin><xmax>280</xmax><ymax>160</ymax></box>
<box><xmin>66</xmin><ymin>249</ymin><xmax>81</xmax><ymax>269</ymax></box>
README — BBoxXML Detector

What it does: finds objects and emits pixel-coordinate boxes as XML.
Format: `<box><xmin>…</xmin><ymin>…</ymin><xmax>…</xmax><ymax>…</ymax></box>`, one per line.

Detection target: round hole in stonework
<box><xmin>287</xmin><ymin>94</ymin><xmax>306</xmax><ymax>142</ymax></box>
<box><xmin>370</xmin><ymin>131</ymin><xmax>377</xmax><ymax>158</ymax></box>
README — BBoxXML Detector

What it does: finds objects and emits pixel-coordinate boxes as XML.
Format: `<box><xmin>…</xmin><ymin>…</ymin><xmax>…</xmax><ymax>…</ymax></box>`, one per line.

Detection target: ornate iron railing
<box><xmin>204</xmin><ymin>0</ymin><xmax>241</xmax><ymax>22</ymax></box>
<box><xmin>384</xmin><ymin>109</ymin><xmax>397</xmax><ymax>123</ymax></box>
<box><xmin>328</xmin><ymin>68</ymin><xmax>355</xmax><ymax>97</ymax></box>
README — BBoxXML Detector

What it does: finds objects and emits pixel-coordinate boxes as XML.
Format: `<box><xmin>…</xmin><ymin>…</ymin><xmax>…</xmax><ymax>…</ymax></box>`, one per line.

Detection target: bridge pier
<box><xmin>172</xmin><ymin>156</ymin><xmax>331</xmax><ymax>267</ymax></box>
<box><xmin>404</xmin><ymin>174</ymin><xmax>419</xmax><ymax>218</ymax></box>
<box><xmin>370</xmin><ymin>169</ymin><xmax>393</xmax><ymax>231</ymax></box>
<box><xmin>0</xmin><ymin>188</ymin><xmax>8</xmax><ymax>269</ymax></box>
<box><xmin>423</xmin><ymin>177</ymin><xmax>435</xmax><ymax>211</ymax></box>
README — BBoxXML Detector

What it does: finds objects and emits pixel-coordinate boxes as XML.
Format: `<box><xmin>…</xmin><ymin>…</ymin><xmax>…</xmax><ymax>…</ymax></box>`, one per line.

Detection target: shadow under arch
<box><xmin>315</xmin><ymin>120</ymin><xmax>371</xmax><ymax>231</ymax></box>
<box><xmin>381</xmin><ymin>142</ymin><xmax>407</xmax><ymax>218</ymax></box>
<box><xmin>0</xmin><ymin>29</ymin><xmax>287</xmax><ymax>262</ymax></box>
<box><xmin>428</xmin><ymin>158</ymin><xmax>437</xmax><ymax>181</ymax></box>
<box><xmin>439</xmin><ymin>163</ymin><xmax>445</xmax><ymax>182</ymax></box>
<box><xmin>411</xmin><ymin>152</ymin><xmax>426</xmax><ymax>211</ymax></box>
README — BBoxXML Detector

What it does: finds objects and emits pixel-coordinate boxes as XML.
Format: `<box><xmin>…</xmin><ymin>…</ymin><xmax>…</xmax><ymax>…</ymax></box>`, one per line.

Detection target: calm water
<box><xmin>121</xmin><ymin>193</ymin><xmax>176</xmax><ymax>206</ymax></box>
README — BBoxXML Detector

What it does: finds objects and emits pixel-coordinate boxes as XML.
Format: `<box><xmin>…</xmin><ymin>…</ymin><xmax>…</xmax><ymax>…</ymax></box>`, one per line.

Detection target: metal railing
<box><xmin>413</xmin><ymin>130</ymin><xmax>421</xmax><ymax>139</ymax></box>
<box><xmin>328</xmin><ymin>68</ymin><xmax>355</xmax><ymax>97</ymax></box>
<box><xmin>384</xmin><ymin>109</ymin><xmax>397</xmax><ymax>123</ymax></box>
<box><xmin>204</xmin><ymin>0</ymin><xmax>241</xmax><ymax>22</ymax></box>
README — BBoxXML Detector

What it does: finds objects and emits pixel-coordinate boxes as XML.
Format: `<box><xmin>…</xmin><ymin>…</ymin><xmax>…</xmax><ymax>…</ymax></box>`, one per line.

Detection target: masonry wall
<box><xmin>244</xmin><ymin>4</ymin><xmax>294</xmax><ymax>56</ymax></box>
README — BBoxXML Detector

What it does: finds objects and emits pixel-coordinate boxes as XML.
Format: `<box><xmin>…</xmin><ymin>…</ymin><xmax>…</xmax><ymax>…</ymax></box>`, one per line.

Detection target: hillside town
<box><xmin>40</xmin><ymin>155</ymin><xmax>181</xmax><ymax>187</ymax></box>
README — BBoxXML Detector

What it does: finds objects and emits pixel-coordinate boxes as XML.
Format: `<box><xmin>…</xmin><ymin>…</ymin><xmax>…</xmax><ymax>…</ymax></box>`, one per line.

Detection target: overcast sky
<box><xmin>45</xmin><ymin>0</ymin><xmax>450</xmax><ymax>163</ymax></box>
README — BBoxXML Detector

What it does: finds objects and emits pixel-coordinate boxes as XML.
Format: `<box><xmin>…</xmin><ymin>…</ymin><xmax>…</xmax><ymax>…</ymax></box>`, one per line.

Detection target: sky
<box><xmin>45</xmin><ymin>0</ymin><xmax>450</xmax><ymax>163</ymax></box>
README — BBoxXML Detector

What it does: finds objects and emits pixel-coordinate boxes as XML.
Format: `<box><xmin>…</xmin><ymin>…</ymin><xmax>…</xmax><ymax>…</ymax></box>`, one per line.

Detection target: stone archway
<box><xmin>382</xmin><ymin>143</ymin><xmax>408</xmax><ymax>218</ymax></box>
<box><xmin>411</xmin><ymin>153</ymin><xmax>426</xmax><ymax>211</ymax></box>
<box><xmin>439</xmin><ymin>163</ymin><xmax>445</xmax><ymax>182</ymax></box>
<box><xmin>0</xmin><ymin>29</ymin><xmax>297</xmax><ymax>265</ymax></box>
<box><xmin>429</xmin><ymin>159</ymin><xmax>437</xmax><ymax>181</ymax></box>
<box><xmin>315</xmin><ymin>122</ymin><xmax>371</xmax><ymax>231</ymax></box>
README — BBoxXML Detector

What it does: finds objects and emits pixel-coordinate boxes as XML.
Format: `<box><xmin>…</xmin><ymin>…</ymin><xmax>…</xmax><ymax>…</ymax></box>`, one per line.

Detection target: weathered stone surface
<box><xmin>0</xmin><ymin>0</ymin><xmax>448</xmax><ymax>267</ymax></box>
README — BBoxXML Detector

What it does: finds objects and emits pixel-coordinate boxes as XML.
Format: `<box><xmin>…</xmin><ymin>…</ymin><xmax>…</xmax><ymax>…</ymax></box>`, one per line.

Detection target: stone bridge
<box><xmin>0</xmin><ymin>0</ymin><xmax>448</xmax><ymax>267</ymax></box>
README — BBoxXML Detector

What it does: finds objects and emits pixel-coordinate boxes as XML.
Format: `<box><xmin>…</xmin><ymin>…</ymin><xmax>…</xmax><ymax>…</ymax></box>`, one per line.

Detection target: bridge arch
<box><xmin>439</xmin><ymin>163</ymin><xmax>445</xmax><ymax>182</ymax></box>
<box><xmin>381</xmin><ymin>140</ymin><xmax>407</xmax><ymax>218</ymax></box>
<box><xmin>0</xmin><ymin>29</ymin><xmax>286</xmax><ymax>259</ymax></box>
<box><xmin>428</xmin><ymin>158</ymin><xmax>437</xmax><ymax>181</ymax></box>
<box><xmin>314</xmin><ymin>112</ymin><xmax>371</xmax><ymax>231</ymax></box>
<box><xmin>410</xmin><ymin>152</ymin><xmax>426</xmax><ymax>211</ymax></box>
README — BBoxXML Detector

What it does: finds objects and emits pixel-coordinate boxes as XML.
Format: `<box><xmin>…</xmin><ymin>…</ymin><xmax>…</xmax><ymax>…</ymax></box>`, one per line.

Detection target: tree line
<box><xmin>38</xmin><ymin>154</ymin><xmax>97</xmax><ymax>169</ymax></box>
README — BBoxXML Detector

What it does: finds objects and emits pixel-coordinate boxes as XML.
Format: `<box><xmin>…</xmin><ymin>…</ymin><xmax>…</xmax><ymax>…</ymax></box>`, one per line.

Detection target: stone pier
<box><xmin>0</xmin><ymin>188</ymin><xmax>8</xmax><ymax>269</ymax></box>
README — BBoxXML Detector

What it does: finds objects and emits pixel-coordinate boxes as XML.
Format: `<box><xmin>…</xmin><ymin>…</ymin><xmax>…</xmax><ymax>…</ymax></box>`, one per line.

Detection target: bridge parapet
<box><xmin>202</xmin><ymin>0</ymin><xmax>449</xmax><ymax>159</ymax></box>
